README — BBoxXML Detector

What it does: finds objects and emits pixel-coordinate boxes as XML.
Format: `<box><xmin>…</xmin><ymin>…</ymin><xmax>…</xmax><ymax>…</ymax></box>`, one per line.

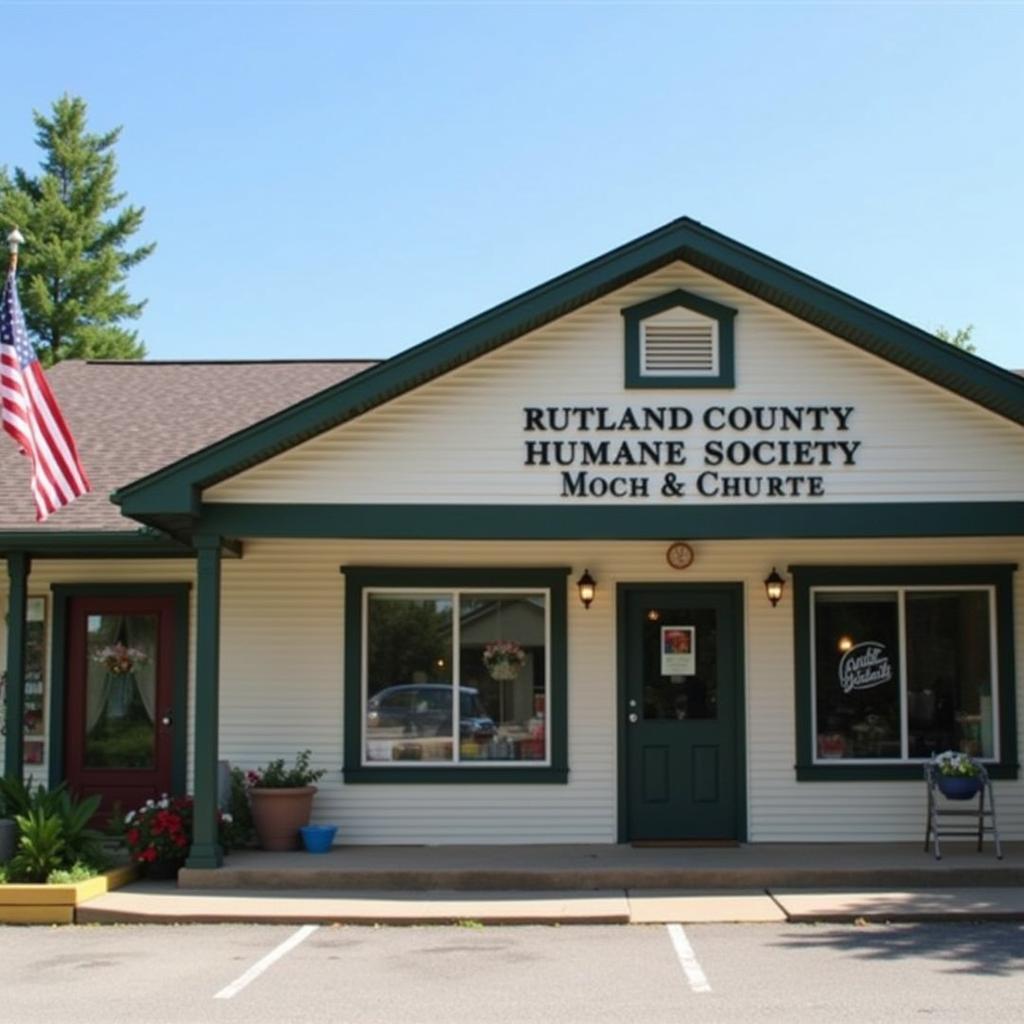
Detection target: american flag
<box><xmin>1</xmin><ymin>267</ymin><xmax>91</xmax><ymax>521</ymax></box>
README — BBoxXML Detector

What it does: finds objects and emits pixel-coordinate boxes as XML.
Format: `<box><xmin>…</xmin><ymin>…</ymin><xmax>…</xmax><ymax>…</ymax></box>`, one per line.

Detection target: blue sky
<box><xmin>5</xmin><ymin>2</ymin><xmax>1023</xmax><ymax>368</ymax></box>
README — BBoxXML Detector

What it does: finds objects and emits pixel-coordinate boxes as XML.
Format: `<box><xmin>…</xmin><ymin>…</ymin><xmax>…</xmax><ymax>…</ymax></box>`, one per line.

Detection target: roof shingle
<box><xmin>0</xmin><ymin>360</ymin><xmax>376</xmax><ymax>531</ymax></box>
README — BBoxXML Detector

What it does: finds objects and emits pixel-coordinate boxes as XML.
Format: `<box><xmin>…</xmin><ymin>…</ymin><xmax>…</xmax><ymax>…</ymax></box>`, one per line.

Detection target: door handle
<box><xmin>628</xmin><ymin>713</ymin><xmax>639</xmax><ymax>724</ymax></box>
<box><xmin>160</xmin><ymin>712</ymin><xmax>173</xmax><ymax>727</ymax></box>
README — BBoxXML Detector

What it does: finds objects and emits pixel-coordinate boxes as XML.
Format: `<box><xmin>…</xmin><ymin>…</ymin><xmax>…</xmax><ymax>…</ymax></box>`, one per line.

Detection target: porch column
<box><xmin>186</xmin><ymin>536</ymin><xmax>223</xmax><ymax>869</ymax></box>
<box><xmin>3</xmin><ymin>553</ymin><xmax>30</xmax><ymax>779</ymax></box>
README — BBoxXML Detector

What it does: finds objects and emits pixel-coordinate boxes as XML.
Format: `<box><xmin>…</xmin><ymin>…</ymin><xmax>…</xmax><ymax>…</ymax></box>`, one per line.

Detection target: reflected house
<box><xmin>1</xmin><ymin>217</ymin><xmax>1023</xmax><ymax>867</ymax></box>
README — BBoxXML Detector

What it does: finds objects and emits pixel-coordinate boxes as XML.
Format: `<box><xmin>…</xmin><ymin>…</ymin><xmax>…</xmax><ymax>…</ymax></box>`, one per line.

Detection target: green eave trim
<box><xmin>0</xmin><ymin>531</ymin><xmax>193</xmax><ymax>558</ymax></box>
<box><xmin>111</xmin><ymin>217</ymin><xmax>1024</xmax><ymax>520</ymax></box>
<box><xmin>196</xmin><ymin>502</ymin><xmax>1024</xmax><ymax>540</ymax></box>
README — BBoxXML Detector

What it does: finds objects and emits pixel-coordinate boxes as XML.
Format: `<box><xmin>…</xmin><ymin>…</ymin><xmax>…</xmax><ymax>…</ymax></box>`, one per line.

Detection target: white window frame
<box><xmin>360</xmin><ymin>586</ymin><xmax>552</xmax><ymax>769</ymax></box>
<box><xmin>810</xmin><ymin>584</ymin><xmax>1000</xmax><ymax>766</ymax></box>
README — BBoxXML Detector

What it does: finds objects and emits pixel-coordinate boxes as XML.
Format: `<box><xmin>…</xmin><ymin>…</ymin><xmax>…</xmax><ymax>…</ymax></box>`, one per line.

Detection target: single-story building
<box><xmin>2</xmin><ymin>217</ymin><xmax>1022</xmax><ymax>868</ymax></box>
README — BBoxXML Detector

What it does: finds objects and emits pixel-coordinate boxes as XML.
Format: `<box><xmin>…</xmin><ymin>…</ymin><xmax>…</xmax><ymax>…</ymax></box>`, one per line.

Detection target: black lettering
<box><xmin>703</xmin><ymin>440</ymin><xmax>723</xmax><ymax>466</ymax></box>
<box><xmin>524</xmin><ymin>407</ymin><xmax>544</xmax><ymax>431</ymax></box>
<box><xmin>704</xmin><ymin>406</ymin><xmax>727</xmax><ymax>430</ymax></box>
<box><xmin>697</xmin><ymin>471</ymin><xmax>719</xmax><ymax>496</ymax></box>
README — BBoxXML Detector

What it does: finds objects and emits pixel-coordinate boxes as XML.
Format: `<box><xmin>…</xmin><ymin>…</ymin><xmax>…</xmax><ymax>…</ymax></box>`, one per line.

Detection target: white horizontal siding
<box><xmin>216</xmin><ymin>535</ymin><xmax>1024</xmax><ymax>844</ymax></box>
<box><xmin>206</xmin><ymin>261</ymin><xmax>1024</xmax><ymax>506</ymax></box>
<box><xmin>5</xmin><ymin>536</ymin><xmax>1024</xmax><ymax>844</ymax></box>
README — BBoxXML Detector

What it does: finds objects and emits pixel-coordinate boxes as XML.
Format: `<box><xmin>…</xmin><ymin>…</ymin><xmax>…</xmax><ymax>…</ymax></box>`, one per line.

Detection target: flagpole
<box><xmin>7</xmin><ymin>227</ymin><xmax>24</xmax><ymax>274</ymax></box>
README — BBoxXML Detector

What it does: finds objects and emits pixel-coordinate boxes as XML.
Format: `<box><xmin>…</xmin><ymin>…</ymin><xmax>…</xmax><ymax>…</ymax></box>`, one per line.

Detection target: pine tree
<box><xmin>935</xmin><ymin>324</ymin><xmax>977</xmax><ymax>355</ymax></box>
<box><xmin>0</xmin><ymin>95</ymin><xmax>154</xmax><ymax>365</ymax></box>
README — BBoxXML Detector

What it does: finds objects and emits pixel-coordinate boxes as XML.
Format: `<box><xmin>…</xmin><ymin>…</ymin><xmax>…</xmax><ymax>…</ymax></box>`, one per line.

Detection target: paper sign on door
<box><xmin>661</xmin><ymin>626</ymin><xmax>696</xmax><ymax>676</ymax></box>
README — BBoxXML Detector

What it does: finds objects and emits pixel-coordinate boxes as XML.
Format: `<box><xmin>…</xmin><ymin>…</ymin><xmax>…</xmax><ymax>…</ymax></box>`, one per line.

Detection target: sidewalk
<box><xmin>77</xmin><ymin>882</ymin><xmax>1024</xmax><ymax>926</ymax></box>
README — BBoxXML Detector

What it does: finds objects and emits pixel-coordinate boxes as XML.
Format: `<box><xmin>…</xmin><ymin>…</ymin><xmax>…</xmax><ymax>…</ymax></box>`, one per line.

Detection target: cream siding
<box><xmin>206</xmin><ymin>262</ymin><xmax>1024</xmax><ymax>506</ymax></box>
<box><xmin>4</xmin><ymin>537</ymin><xmax>1024</xmax><ymax>843</ymax></box>
<box><xmin>215</xmin><ymin>536</ymin><xmax>1024</xmax><ymax>844</ymax></box>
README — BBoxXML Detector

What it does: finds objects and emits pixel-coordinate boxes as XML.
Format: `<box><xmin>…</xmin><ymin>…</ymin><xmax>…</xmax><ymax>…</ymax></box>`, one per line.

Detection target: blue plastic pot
<box><xmin>937</xmin><ymin>776</ymin><xmax>982</xmax><ymax>800</ymax></box>
<box><xmin>299</xmin><ymin>825</ymin><xmax>338</xmax><ymax>853</ymax></box>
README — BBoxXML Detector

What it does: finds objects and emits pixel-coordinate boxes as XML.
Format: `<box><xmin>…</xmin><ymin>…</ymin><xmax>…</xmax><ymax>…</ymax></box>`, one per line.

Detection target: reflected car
<box><xmin>366</xmin><ymin>684</ymin><xmax>497</xmax><ymax>739</ymax></box>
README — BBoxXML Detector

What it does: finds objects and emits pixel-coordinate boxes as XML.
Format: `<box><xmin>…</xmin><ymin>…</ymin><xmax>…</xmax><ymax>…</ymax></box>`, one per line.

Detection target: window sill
<box><xmin>342</xmin><ymin>766</ymin><xmax>569</xmax><ymax>785</ymax></box>
<box><xmin>796</xmin><ymin>763</ymin><xmax>1020</xmax><ymax>782</ymax></box>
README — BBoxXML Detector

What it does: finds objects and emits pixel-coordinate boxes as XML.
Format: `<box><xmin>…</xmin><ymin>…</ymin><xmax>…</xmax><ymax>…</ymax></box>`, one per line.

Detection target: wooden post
<box><xmin>185</xmin><ymin>536</ymin><xmax>223</xmax><ymax>868</ymax></box>
<box><xmin>4</xmin><ymin>553</ymin><xmax>30</xmax><ymax>779</ymax></box>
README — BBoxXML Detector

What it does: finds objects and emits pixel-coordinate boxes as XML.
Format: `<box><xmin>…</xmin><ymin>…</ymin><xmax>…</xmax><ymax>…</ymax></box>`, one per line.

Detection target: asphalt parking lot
<box><xmin>2</xmin><ymin>921</ymin><xmax>1023</xmax><ymax>1024</ymax></box>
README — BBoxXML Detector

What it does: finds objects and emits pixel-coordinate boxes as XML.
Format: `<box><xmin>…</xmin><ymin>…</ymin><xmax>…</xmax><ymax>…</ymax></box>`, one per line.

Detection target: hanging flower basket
<box><xmin>483</xmin><ymin>641</ymin><xmax>526</xmax><ymax>682</ymax></box>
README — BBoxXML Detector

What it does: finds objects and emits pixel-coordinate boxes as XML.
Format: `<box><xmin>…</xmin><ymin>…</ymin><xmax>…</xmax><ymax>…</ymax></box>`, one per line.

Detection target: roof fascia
<box><xmin>112</xmin><ymin>217</ymin><xmax>1024</xmax><ymax>523</ymax></box>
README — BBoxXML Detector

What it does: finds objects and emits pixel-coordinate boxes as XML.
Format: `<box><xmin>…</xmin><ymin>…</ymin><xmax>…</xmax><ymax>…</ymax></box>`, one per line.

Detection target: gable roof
<box><xmin>101</xmin><ymin>216</ymin><xmax>1023</xmax><ymax>531</ymax></box>
<box><xmin>0</xmin><ymin>359</ymin><xmax>375</xmax><ymax>533</ymax></box>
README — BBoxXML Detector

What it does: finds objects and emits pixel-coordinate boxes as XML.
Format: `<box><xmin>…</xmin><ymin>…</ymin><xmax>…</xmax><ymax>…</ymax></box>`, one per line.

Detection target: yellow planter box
<box><xmin>0</xmin><ymin>864</ymin><xmax>137</xmax><ymax>925</ymax></box>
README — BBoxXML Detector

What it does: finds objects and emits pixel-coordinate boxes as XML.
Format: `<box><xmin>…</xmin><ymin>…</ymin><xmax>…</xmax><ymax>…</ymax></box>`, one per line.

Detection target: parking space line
<box><xmin>214</xmin><ymin>924</ymin><xmax>320</xmax><ymax>1000</ymax></box>
<box><xmin>666</xmin><ymin>923</ymin><xmax>712</xmax><ymax>994</ymax></box>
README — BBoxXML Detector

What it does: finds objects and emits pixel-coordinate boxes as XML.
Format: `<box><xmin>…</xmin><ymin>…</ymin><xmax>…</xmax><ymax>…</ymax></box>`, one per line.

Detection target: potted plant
<box><xmin>931</xmin><ymin>750</ymin><xmax>983</xmax><ymax>800</ymax></box>
<box><xmin>246</xmin><ymin>750</ymin><xmax>325</xmax><ymax>851</ymax></box>
<box><xmin>123</xmin><ymin>794</ymin><xmax>232</xmax><ymax>878</ymax></box>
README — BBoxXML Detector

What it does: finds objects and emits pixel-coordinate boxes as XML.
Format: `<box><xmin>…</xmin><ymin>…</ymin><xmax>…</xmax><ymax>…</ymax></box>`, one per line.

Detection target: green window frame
<box><xmin>622</xmin><ymin>288</ymin><xmax>737</xmax><ymax>389</ymax></box>
<box><xmin>342</xmin><ymin>567</ymin><xmax>569</xmax><ymax>783</ymax></box>
<box><xmin>792</xmin><ymin>564</ymin><xmax>1018</xmax><ymax>781</ymax></box>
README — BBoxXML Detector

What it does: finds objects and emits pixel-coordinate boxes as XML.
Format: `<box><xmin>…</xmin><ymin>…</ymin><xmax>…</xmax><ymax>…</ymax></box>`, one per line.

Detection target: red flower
<box><xmin>126</xmin><ymin>828</ymin><xmax>140</xmax><ymax>847</ymax></box>
<box><xmin>140</xmin><ymin>847</ymin><xmax>157</xmax><ymax>862</ymax></box>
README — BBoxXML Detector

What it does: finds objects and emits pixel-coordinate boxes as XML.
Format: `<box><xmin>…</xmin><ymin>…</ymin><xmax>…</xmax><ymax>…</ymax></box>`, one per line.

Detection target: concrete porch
<box><xmin>178</xmin><ymin>841</ymin><xmax>1024</xmax><ymax>892</ymax></box>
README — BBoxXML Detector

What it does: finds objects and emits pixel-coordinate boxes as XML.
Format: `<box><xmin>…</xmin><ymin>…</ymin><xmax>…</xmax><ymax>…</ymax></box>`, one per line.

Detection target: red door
<box><xmin>66</xmin><ymin>595</ymin><xmax>177</xmax><ymax>815</ymax></box>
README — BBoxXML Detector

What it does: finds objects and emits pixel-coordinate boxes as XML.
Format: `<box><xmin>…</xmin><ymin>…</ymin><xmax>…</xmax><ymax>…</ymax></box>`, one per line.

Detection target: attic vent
<box><xmin>640</xmin><ymin>318</ymin><xmax>718</xmax><ymax>377</ymax></box>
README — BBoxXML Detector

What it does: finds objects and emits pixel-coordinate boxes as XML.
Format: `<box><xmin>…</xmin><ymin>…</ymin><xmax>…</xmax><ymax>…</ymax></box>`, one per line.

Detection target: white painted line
<box><xmin>214</xmin><ymin>924</ymin><xmax>319</xmax><ymax>1000</ymax></box>
<box><xmin>666</xmin><ymin>923</ymin><xmax>712</xmax><ymax>994</ymax></box>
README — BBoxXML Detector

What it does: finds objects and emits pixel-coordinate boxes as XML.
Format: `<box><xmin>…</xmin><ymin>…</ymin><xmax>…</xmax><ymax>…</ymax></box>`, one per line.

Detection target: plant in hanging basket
<box><xmin>931</xmin><ymin>750</ymin><xmax>983</xmax><ymax>800</ymax></box>
<box><xmin>483</xmin><ymin>641</ymin><xmax>526</xmax><ymax>682</ymax></box>
<box><xmin>245</xmin><ymin>751</ymin><xmax>326</xmax><ymax>851</ymax></box>
<box><xmin>92</xmin><ymin>643</ymin><xmax>148</xmax><ymax>675</ymax></box>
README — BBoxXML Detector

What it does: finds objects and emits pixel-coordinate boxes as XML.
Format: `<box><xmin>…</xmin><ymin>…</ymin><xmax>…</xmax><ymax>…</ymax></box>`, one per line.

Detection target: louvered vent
<box><xmin>640</xmin><ymin>319</ymin><xmax>717</xmax><ymax>376</ymax></box>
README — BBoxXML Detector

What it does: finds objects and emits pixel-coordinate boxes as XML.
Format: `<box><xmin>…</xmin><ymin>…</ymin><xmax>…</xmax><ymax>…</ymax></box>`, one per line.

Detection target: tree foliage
<box><xmin>0</xmin><ymin>94</ymin><xmax>154</xmax><ymax>365</ymax></box>
<box><xmin>935</xmin><ymin>323</ymin><xmax>977</xmax><ymax>355</ymax></box>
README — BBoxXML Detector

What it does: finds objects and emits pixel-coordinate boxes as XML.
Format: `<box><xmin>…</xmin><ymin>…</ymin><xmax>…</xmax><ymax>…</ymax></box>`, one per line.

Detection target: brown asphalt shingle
<box><xmin>0</xmin><ymin>359</ymin><xmax>377</xmax><ymax>532</ymax></box>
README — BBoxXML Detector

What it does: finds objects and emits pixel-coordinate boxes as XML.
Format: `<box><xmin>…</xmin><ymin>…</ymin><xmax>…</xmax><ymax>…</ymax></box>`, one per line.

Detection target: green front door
<box><xmin>621</xmin><ymin>584</ymin><xmax>744</xmax><ymax>841</ymax></box>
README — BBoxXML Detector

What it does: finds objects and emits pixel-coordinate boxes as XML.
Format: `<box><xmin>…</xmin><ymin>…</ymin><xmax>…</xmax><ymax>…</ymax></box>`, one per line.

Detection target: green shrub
<box><xmin>46</xmin><ymin>861</ymin><xmax>98</xmax><ymax>884</ymax></box>
<box><xmin>223</xmin><ymin>767</ymin><xmax>256</xmax><ymax>849</ymax></box>
<box><xmin>9</xmin><ymin>808</ymin><xmax>65</xmax><ymax>882</ymax></box>
<box><xmin>0</xmin><ymin>776</ymin><xmax>107</xmax><ymax>879</ymax></box>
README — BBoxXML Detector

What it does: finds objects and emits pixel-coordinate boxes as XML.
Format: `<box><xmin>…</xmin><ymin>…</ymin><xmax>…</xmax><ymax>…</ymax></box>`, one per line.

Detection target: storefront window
<box><xmin>813</xmin><ymin>586</ymin><xmax>997</xmax><ymax>763</ymax></box>
<box><xmin>363</xmin><ymin>589</ymin><xmax>548</xmax><ymax>766</ymax></box>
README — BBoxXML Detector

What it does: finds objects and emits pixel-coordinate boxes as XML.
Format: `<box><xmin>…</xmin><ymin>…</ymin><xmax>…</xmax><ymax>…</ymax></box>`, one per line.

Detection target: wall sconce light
<box><xmin>764</xmin><ymin>567</ymin><xmax>785</xmax><ymax>608</ymax></box>
<box><xmin>577</xmin><ymin>569</ymin><xmax>597</xmax><ymax>610</ymax></box>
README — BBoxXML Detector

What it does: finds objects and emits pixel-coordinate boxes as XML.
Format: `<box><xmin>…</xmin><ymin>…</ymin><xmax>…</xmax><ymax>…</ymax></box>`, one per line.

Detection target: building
<box><xmin>2</xmin><ymin>217</ymin><xmax>1022</xmax><ymax>868</ymax></box>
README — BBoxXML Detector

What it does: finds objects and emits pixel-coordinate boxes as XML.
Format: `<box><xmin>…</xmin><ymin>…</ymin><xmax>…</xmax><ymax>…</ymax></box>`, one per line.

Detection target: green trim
<box><xmin>0</xmin><ymin>531</ymin><xmax>191</xmax><ymax>559</ymax></box>
<box><xmin>342</xmin><ymin>567</ymin><xmax>569</xmax><ymax>783</ymax></box>
<box><xmin>622</xmin><ymin>288</ymin><xmax>736</xmax><ymax>389</ymax></box>
<box><xmin>615</xmin><ymin>582</ymin><xmax>747</xmax><ymax>843</ymax></box>
<box><xmin>796</xmin><ymin>763</ymin><xmax>1020</xmax><ymax>782</ymax></box>
<box><xmin>791</xmin><ymin>563</ymin><xmax>1018</xmax><ymax>781</ymax></box>
<box><xmin>112</xmin><ymin>217</ymin><xmax>1024</xmax><ymax>527</ymax></box>
<box><xmin>47</xmin><ymin>584</ymin><xmax>191</xmax><ymax>795</ymax></box>
<box><xmin>198</xmin><ymin>502</ymin><xmax>1024</xmax><ymax>540</ymax></box>
<box><xmin>187</xmin><ymin>537</ymin><xmax>223</xmax><ymax>868</ymax></box>
<box><xmin>4</xmin><ymin>553</ymin><xmax>30</xmax><ymax>778</ymax></box>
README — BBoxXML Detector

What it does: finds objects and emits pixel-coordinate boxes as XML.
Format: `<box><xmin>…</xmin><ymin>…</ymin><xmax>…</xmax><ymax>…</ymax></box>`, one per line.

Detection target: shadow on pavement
<box><xmin>774</xmin><ymin>922</ymin><xmax>1024</xmax><ymax>977</ymax></box>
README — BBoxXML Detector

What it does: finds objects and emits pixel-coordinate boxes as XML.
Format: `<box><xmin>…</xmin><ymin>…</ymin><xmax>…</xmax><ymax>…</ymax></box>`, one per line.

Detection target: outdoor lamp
<box><xmin>577</xmin><ymin>569</ymin><xmax>597</xmax><ymax>609</ymax></box>
<box><xmin>764</xmin><ymin>567</ymin><xmax>785</xmax><ymax>607</ymax></box>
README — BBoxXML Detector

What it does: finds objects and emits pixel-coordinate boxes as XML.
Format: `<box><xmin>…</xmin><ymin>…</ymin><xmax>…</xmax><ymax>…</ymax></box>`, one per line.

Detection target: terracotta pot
<box><xmin>249</xmin><ymin>786</ymin><xmax>317</xmax><ymax>851</ymax></box>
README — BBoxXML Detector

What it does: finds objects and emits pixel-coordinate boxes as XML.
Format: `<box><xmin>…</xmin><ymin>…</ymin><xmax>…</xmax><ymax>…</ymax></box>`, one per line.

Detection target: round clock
<box><xmin>666</xmin><ymin>542</ymin><xmax>695</xmax><ymax>570</ymax></box>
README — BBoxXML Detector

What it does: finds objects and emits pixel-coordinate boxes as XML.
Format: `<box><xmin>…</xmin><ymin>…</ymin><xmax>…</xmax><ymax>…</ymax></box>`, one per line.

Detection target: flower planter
<box><xmin>140</xmin><ymin>859</ymin><xmax>183</xmax><ymax>881</ymax></box>
<box><xmin>937</xmin><ymin>775</ymin><xmax>982</xmax><ymax>800</ymax></box>
<box><xmin>249</xmin><ymin>786</ymin><xmax>317</xmax><ymax>851</ymax></box>
<box><xmin>0</xmin><ymin>865</ymin><xmax>137</xmax><ymax>925</ymax></box>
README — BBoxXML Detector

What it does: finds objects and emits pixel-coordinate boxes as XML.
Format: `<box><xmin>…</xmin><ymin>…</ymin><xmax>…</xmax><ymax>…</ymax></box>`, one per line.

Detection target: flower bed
<box><xmin>0</xmin><ymin>864</ymin><xmax>137</xmax><ymax>925</ymax></box>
